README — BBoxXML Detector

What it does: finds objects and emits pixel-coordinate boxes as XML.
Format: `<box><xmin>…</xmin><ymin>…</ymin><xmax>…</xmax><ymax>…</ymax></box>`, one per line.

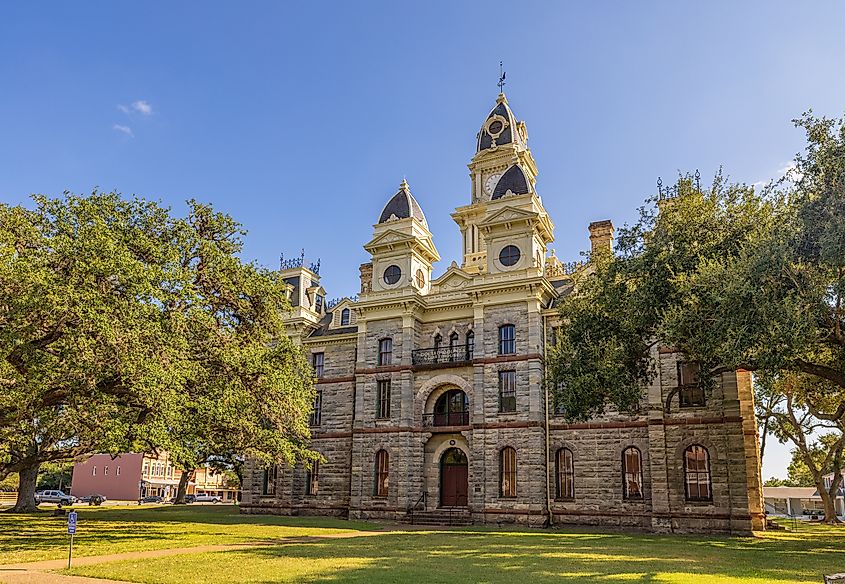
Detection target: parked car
<box><xmin>139</xmin><ymin>495</ymin><xmax>164</xmax><ymax>504</ymax></box>
<box><xmin>34</xmin><ymin>490</ymin><xmax>76</xmax><ymax>505</ymax></box>
<box><xmin>79</xmin><ymin>494</ymin><xmax>107</xmax><ymax>506</ymax></box>
<box><xmin>193</xmin><ymin>494</ymin><xmax>222</xmax><ymax>503</ymax></box>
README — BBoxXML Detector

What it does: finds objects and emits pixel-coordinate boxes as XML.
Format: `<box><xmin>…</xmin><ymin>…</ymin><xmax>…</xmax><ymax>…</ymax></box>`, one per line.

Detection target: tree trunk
<box><xmin>11</xmin><ymin>462</ymin><xmax>41</xmax><ymax>513</ymax></box>
<box><xmin>173</xmin><ymin>468</ymin><xmax>193</xmax><ymax>504</ymax></box>
<box><xmin>819</xmin><ymin>489</ymin><xmax>842</xmax><ymax>524</ymax></box>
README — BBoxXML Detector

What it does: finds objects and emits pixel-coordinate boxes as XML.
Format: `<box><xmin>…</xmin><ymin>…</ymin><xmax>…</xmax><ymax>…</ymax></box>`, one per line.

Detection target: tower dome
<box><xmin>476</xmin><ymin>93</ymin><xmax>526</xmax><ymax>152</ymax></box>
<box><xmin>378</xmin><ymin>179</ymin><xmax>428</xmax><ymax>228</ymax></box>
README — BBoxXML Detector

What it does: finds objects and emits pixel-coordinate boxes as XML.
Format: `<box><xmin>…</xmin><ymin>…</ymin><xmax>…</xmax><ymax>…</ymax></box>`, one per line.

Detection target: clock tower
<box><xmin>452</xmin><ymin>93</ymin><xmax>551</xmax><ymax>274</ymax></box>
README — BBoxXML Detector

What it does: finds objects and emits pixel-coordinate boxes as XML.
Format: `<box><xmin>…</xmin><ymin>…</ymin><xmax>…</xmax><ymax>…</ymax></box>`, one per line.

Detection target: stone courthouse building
<box><xmin>241</xmin><ymin>93</ymin><xmax>765</xmax><ymax>534</ymax></box>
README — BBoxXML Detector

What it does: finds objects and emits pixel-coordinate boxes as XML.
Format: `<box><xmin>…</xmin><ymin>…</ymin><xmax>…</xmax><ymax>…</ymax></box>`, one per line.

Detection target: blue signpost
<box><xmin>67</xmin><ymin>511</ymin><xmax>77</xmax><ymax>568</ymax></box>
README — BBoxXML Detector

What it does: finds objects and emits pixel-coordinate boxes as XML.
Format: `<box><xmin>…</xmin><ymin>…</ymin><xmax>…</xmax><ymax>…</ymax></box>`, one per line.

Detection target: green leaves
<box><xmin>549</xmin><ymin>112</ymin><xmax>845</xmax><ymax>422</ymax></box>
<box><xmin>0</xmin><ymin>191</ymin><xmax>316</xmax><ymax>492</ymax></box>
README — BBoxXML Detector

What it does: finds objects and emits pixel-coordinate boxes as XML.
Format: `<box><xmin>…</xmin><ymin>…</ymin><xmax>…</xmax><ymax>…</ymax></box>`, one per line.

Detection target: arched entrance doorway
<box><xmin>440</xmin><ymin>447</ymin><xmax>468</xmax><ymax>507</ymax></box>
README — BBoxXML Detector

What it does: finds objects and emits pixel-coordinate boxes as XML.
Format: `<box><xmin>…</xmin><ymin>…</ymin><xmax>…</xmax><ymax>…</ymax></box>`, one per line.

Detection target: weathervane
<box><xmin>498</xmin><ymin>61</ymin><xmax>506</xmax><ymax>93</ymax></box>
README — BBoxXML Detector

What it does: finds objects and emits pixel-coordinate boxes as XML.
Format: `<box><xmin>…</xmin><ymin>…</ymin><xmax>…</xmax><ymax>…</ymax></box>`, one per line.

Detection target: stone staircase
<box><xmin>408</xmin><ymin>507</ymin><xmax>472</xmax><ymax>526</ymax></box>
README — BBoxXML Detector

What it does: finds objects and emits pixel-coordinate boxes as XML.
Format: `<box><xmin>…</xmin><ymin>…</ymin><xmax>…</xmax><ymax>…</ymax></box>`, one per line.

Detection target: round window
<box><xmin>488</xmin><ymin>120</ymin><xmax>504</xmax><ymax>135</ymax></box>
<box><xmin>415</xmin><ymin>269</ymin><xmax>425</xmax><ymax>288</ymax></box>
<box><xmin>499</xmin><ymin>245</ymin><xmax>521</xmax><ymax>267</ymax></box>
<box><xmin>383</xmin><ymin>265</ymin><xmax>402</xmax><ymax>285</ymax></box>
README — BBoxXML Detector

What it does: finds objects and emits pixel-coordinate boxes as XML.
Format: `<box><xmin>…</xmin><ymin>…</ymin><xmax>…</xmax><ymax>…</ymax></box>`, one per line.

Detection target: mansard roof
<box><xmin>491</xmin><ymin>164</ymin><xmax>531</xmax><ymax>199</ymax></box>
<box><xmin>377</xmin><ymin>179</ymin><xmax>428</xmax><ymax>228</ymax></box>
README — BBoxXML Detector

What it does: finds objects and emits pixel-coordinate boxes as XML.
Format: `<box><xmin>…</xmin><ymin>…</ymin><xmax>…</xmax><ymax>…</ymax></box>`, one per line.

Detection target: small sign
<box><xmin>67</xmin><ymin>511</ymin><xmax>77</xmax><ymax>535</ymax></box>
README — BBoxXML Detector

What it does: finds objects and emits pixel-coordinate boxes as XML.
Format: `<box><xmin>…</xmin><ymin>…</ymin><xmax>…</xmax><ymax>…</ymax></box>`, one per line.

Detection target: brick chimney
<box><xmin>588</xmin><ymin>220</ymin><xmax>614</xmax><ymax>255</ymax></box>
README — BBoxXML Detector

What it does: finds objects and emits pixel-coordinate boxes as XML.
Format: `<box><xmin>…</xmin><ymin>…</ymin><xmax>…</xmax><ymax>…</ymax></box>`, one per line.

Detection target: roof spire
<box><xmin>498</xmin><ymin>61</ymin><xmax>506</xmax><ymax>94</ymax></box>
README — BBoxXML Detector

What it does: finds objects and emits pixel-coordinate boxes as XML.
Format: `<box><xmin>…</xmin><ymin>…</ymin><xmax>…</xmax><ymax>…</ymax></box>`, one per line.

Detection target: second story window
<box><xmin>312</xmin><ymin>352</ymin><xmax>324</xmax><ymax>378</ymax></box>
<box><xmin>340</xmin><ymin>308</ymin><xmax>350</xmax><ymax>326</ymax></box>
<box><xmin>433</xmin><ymin>333</ymin><xmax>442</xmax><ymax>350</ymax></box>
<box><xmin>678</xmin><ymin>361</ymin><xmax>705</xmax><ymax>407</ymax></box>
<box><xmin>376</xmin><ymin>380</ymin><xmax>391</xmax><ymax>419</ymax></box>
<box><xmin>310</xmin><ymin>388</ymin><xmax>322</xmax><ymax>426</ymax></box>
<box><xmin>449</xmin><ymin>332</ymin><xmax>459</xmax><ymax>360</ymax></box>
<box><xmin>466</xmin><ymin>331</ymin><xmax>475</xmax><ymax>359</ymax></box>
<box><xmin>378</xmin><ymin>338</ymin><xmax>393</xmax><ymax>366</ymax></box>
<box><xmin>499</xmin><ymin>370</ymin><xmax>517</xmax><ymax>412</ymax></box>
<box><xmin>498</xmin><ymin>324</ymin><xmax>515</xmax><ymax>355</ymax></box>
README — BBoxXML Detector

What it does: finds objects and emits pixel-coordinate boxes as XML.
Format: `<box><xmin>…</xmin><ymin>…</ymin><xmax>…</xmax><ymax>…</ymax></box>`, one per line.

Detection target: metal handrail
<box><xmin>408</xmin><ymin>492</ymin><xmax>427</xmax><ymax>525</ymax></box>
<box><xmin>422</xmin><ymin>412</ymin><xmax>470</xmax><ymax>427</ymax></box>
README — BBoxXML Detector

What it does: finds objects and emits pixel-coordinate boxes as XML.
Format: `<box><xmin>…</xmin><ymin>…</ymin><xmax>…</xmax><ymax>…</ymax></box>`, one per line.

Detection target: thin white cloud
<box><xmin>112</xmin><ymin>124</ymin><xmax>134</xmax><ymax>138</ymax></box>
<box><xmin>116</xmin><ymin>100</ymin><xmax>154</xmax><ymax>116</ymax></box>
<box><xmin>751</xmin><ymin>161</ymin><xmax>802</xmax><ymax>189</ymax></box>
<box><xmin>131</xmin><ymin>100</ymin><xmax>153</xmax><ymax>115</ymax></box>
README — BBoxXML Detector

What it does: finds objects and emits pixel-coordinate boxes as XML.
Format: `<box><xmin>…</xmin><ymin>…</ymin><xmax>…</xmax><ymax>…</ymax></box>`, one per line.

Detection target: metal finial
<box><xmin>498</xmin><ymin>61</ymin><xmax>506</xmax><ymax>93</ymax></box>
<box><xmin>694</xmin><ymin>169</ymin><xmax>701</xmax><ymax>192</ymax></box>
<box><xmin>657</xmin><ymin>176</ymin><xmax>663</xmax><ymax>197</ymax></box>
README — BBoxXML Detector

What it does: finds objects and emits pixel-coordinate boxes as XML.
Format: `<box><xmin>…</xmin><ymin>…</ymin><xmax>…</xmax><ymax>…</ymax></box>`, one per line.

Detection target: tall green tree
<box><xmin>547</xmin><ymin>112</ymin><xmax>845</xmax><ymax>522</ymax></box>
<box><xmin>0</xmin><ymin>193</ymin><xmax>315</xmax><ymax>512</ymax></box>
<box><xmin>160</xmin><ymin>202</ymin><xmax>316</xmax><ymax>503</ymax></box>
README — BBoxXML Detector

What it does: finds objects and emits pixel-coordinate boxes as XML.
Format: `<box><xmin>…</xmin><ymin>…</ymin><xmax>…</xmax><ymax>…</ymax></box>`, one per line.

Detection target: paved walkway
<box><xmin>0</xmin><ymin>531</ymin><xmax>386</xmax><ymax>584</ymax></box>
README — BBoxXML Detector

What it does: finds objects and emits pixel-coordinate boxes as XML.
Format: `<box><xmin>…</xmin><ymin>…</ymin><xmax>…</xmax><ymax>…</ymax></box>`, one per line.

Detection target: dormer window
<box><xmin>340</xmin><ymin>308</ymin><xmax>350</xmax><ymax>326</ymax></box>
<box><xmin>315</xmin><ymin>295</ymin><xmax>324</xmax><ymax>313</ymax></box>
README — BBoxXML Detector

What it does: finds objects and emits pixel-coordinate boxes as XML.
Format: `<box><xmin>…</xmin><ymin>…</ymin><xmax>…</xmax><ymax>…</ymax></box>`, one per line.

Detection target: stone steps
<box><xmin>408</xmin><ymin>508</ymin><xmax>472</xmax><ymax>526</ymax></box>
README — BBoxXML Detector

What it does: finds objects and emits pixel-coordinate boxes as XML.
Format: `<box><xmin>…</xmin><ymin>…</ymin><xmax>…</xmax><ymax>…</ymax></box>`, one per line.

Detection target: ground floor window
<box><xmin>684</xmin><ymin>445</ymin><xmax>712</xmax><ymax>501</ymax></box>
<box><xmin>375</xmin><ymin>450</ymin><xmax>389</xmax><ymax>497</ymax></box>
<box><xmin>500</xmin><ymin>447</ymin><xmax>517</xmax><ymax>498</ymax></box>
<box><xmin>555</xmin><ymin>447</ymin><xmax>574</xmax><ymax>499</ymax></box>
<box><xmin>306</xmin><ymin>461</ymin><xmax>320</xmax><ymax>495</ymax></box>
<box><xmin>622</xmin><ymin>447</ymin><xmax>643</xmax><ymax>499</ymax></box>
<box><xmin>262</xmin><ymin>465</ymin><xmax>277</xmax><ymax>496</ymax></box>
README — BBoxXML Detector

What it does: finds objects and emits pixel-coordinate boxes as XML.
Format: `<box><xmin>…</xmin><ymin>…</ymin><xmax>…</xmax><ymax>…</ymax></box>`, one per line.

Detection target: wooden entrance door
<box><xmin>440</xmin><ymin>447</ymin><xmax>468</xmax><ymax>507</ymax></box>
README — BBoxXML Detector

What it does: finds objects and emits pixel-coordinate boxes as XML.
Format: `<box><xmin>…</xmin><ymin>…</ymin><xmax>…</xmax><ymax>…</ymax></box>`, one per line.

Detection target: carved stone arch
<box><xmin>430</xmin><ymin>327</ymin><xmax>443</xmax><ymax>340</ymax></box>
<box><xmin>549</xmin><ymin>440</ymin><xmax>579</xmax><ymax>463</ymax></box>
<box><xmin>416</xmin><ymin>373</ymin><xmax>474</xmax><ymax>410</ymax></box>
<box><xmin>430</xmin><ymin>436</ymin><xmax>470</xmax><ymax>464</ymax></box>
<box><xmin>672</xmin><ymin>434</ymin><xmax>719</xmax><ymax>462</ymax></box>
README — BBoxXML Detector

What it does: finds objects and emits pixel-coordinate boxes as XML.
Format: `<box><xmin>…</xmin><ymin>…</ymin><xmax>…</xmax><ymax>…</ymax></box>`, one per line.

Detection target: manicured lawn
<box><xmin>3</xmin><ymin>505</ymin><xmax>844</xmax><ymax>583</ymax></box>
<box><xmin>0</xmin><ymin>504</ymin><xmax>376</xmax><ymax>564</ymax></box>
<box><xmin>66</xmin><ymin>522</ymin><xmax>845</xmax><ymax>584</ymax></box>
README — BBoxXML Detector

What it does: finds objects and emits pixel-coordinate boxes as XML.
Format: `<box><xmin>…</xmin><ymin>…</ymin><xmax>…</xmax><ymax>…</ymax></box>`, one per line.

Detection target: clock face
<box><xmin>484</xmin><ymin>173</ymin><xmax>502</xmax><ymax>195</ymax></box>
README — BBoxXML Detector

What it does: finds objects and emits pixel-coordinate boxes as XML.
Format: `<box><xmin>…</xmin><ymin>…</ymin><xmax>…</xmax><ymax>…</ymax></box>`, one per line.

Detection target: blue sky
<box><xmin>2</xmin><ymin>1</ymin><xmax>844</xmax><ymax>479</ymax></box>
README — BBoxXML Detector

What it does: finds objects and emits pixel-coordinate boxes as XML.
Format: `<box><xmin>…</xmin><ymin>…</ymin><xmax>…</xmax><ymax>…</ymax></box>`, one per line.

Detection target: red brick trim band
<box><xmin>316</xmin><ymin>376</ymin><xmax>356</xmax><ymax>385</ymax></box>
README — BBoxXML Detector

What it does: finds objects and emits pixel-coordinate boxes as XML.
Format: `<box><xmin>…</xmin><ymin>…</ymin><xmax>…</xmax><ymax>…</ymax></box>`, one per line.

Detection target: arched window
<box><xmin>434</xmin><ymin>333</ymin><xmax>442</xmax><ymax>350</ymax></box>
<box><xmin>684</xmin><ymin>445</ymin><xmax>712</xmax><ymax>501</ymax></box>
<box><xmin>465</xmin><ymin>331</ymin><xmax>475</xmax><ymax>359</ymax></box>
<box><xmin>449</xmin><ymin>332</ymin><xmax>460</xmax><ymax>361</ymax></box>
<box><xmin>432</xmin><ymin>389</ymin><xmax>469</xmax><ymax>426</ymax></box>
<box><xmin>375</xmin><ymin>450</ymin><xmax>389</xmax><ymax>497</ymax></box>
<box><xmin>500</xmin><ymin>447</ymin><xmax>517</xmax><ymax>498</ymax></box>
<box><xmin>555</xmin><ymin>448</ymin><xmax>574</xmax><ymax>499</ymax></box>
<box><xmin>340</xmin><ymin>308</ymin><xmax>350</xmax><ymax>326</ymax></box>
<box><xmin>622</xmin><ymin>447</ymin><xmax>643</xmax><ymax>499</ymax></box>
<box><xmin>498</xmin><ymin>324</ymin><xmax>515</xmax><ymax>355</ymax></box>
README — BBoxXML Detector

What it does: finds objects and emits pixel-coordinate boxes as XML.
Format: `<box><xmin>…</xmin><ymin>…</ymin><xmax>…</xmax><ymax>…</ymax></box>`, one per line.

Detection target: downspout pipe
<box><xmin>543</xmin><ymin>311</ymin><xmax>553</xmax><ymax>527</ymax></box>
